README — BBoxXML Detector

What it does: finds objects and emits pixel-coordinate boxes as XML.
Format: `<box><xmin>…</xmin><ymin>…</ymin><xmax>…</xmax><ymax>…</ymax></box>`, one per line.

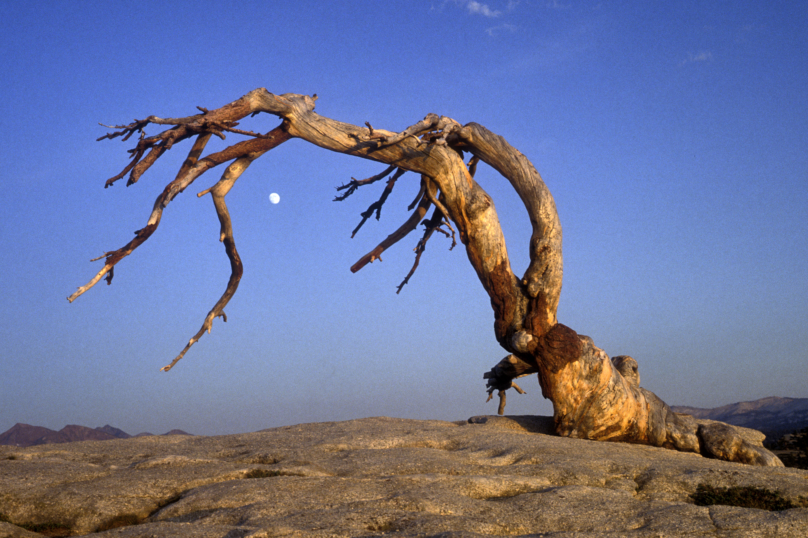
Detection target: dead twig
<box><xmin>334</xmin><ymin>164</ymin><xmax>397</xmax><ymax>201</ymax></box>
<box><xmin>350</xmin><ymin>188</ymin><xmax>433</xmax><ymax>273</ymax></box>
<box><xmin>396</xmin><ymin>201</ymin><xmax>454</xmax><ymax>293</ymax></box>
<box><xmin>350</xmin><ymin>168</ymin><xmax>406</xmax><ymax>237</ymax></box>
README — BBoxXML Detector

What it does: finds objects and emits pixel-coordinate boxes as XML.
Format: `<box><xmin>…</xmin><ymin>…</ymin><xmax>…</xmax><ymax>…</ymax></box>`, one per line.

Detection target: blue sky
<box><xmin>1</xmin><ymin>1</ymin><xmax>806</xmax><ymax>436</ymax></box>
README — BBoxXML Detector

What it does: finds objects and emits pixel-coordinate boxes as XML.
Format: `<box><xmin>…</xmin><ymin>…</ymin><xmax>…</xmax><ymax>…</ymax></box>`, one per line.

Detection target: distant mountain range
<box><xmin>0</xmin><ymin>423</ymin><xmax>191</xmax><ymax>447</ymax></box>
<box><xmin>673</xmin><ymin>396</ymin><xmax>808</xmax><ymax>440</ymax></box>
<box><xmin>3</xmin><ymin>397</ymin><xmax>806</xmax><ymax>447</ymax></box>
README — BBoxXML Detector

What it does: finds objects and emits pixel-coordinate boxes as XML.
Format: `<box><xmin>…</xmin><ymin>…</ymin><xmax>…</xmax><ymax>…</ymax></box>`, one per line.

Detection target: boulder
<box><xmin>0</xmin><ymin>416</ymin><xmax>806</xmax><ymax>537</ymax></box>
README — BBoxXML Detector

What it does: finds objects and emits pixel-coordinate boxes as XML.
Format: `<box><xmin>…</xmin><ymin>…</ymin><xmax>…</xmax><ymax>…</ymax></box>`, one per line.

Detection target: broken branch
<box><xmin>350</xmin><ymin>185</ymin><xmax>434</xmax><ymax>273</ymax></box>
<box><xmin>334</xmin><ymin>164</ymin><xmax>397</xmax><ymax>201</ymax></box>
<box><xmin>396</xmin><ymin>204</ymin><xmax>446</xmax><ymax>294</ymax></box>
<box><xmin>350</xmin><ymin>168</ymin><xmax>406</xmax><ymax>238</ymax></box>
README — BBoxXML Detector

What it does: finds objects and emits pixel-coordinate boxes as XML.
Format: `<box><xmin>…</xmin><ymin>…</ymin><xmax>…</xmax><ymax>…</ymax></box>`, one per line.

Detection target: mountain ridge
<box><xmin>3</xmin><ymin>395</ymin><xmax>805</xmax><ymax>447</ymax></box>
<box><xmin>672</xmin><ymin>396</ymin><xmax>808</xmax><ymax>440</ymax></box>
<box><xmin>0</xmin><ymin>423</ymin><xmax>191</xmax><ymax>447</ymax></box>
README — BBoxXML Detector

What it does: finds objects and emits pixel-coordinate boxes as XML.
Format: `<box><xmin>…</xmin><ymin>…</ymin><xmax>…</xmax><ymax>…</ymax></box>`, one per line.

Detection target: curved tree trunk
<box><xmin>71</xmin><ymin>89</ymin><xmax>781</xmax><ymax>466</ymax></box>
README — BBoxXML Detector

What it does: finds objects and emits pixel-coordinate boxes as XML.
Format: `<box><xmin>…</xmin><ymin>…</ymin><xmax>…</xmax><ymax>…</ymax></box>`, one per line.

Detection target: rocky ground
<box><xmin>1</xmin><ymin>415</ymin><xmax>807</xmax><ymax>537</ymax></box>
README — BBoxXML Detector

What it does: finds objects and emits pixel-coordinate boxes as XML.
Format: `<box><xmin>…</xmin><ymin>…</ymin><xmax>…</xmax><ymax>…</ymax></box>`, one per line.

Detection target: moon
<box><xmin>269</xmin><ymin>193</ymin><xmax>280</xmax><ymax>204</ymax></box>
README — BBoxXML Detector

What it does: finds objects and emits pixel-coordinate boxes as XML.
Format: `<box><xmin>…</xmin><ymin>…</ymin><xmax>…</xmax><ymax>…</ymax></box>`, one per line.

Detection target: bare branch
<box><xmin>68</xmin><ymin>133</ymin><xmax>213</xmax><ymax>302</ymax></box>
<box><xmin>425</xmin><ymin>116</ymin><xmax>463</xmax><ymax>147</ymax></box>
<box><xmin>103</xmin><ymin>144</ymin><xmax>146</xmax><ymax>187</ymax></box>
<box><xmin>497</xmin><ymin>390</ymin><xmax>507</xmax><ymax>415</ymax></box>
<box><xmin>97</xmin><ymin>119</ymin><xmax>153</xmax><ymax>142</ymax></box>
<box><xmin>350</xmin><ymin>168</ymin><xmax>406</xmax><ymax>238</ymax></box>
<box><xmin>70</xmin><ymin>125</ymin><xmax>292</xmax><ymax>303</ymax></box>
<box><xmin>127</xmin><ymin>142</ymin><xmax>171</xmax><ymax>186</ymax></box>
<box><xmin>395</xmin><ymin>184</ymin><xmax>457</xmax><ymax>294</ymax></box>
<box><xmin>370</xmin><ymin>113</ymin><xmax>439</xmax><ymax>146</ymax></box>
<box><xmin>395</xmin><ymin>203</ymin><xmax>444</xmax><ymax>293</ymax></box>
<box><xmin>366</xmin><ymin>114</ymin><xmax>463</xmax><ymax>149</ymax></box>
<box><xmin>435</xmin><ymin>218</ymin><xmax>458</xmax><ymax>250</ymax></box>
<box><xmin>350</xmin><ymin>186</ymin><xmax>433</xmax><ymax>273</ymax></box>
<box><xmin>161</xmin><ymin>155</ymin><xmax>257</xmax><ymax>372</ymax></box>
<box><xmin>215</xmin><ymin>124</ymin><xmax>269</xmax><ymax>138</ymax></box>
<box><xmin>333</xmin><ymin>164</ymin><xmax>396</xmax><ymax>201</ymax></box>
<box><xmin>483</xmin><ymin>354</ymin><xmax>536</xmax><ymax>414</ymax></box>
<box><xmin>421</xmin><ymin>177</ymin><xmax>452</xmax><ymax>227</ymax></box>
<box><xmin>104</xmin><ymin>125</ymin><xmax>195</xmax><ymax>187</ymax></box>
<box><xmin>407</xmin><ymin>182</ymin><xmax>426</xmax><ymax>211</ymax></box>
<box><xmin>363</xmin><ymin>121</ymin><xmax>389</xmax><ymax>142</ymax></box>
<box><xmin>101</xmin><ymin>92</ymin><xmax>273</xmax><ymax>187</ymax></box>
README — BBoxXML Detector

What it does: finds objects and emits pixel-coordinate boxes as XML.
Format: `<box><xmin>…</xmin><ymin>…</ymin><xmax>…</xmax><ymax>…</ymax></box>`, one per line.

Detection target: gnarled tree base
<box><xmin>485</xmin><ymin>326</ymin><xmax>782</xmax><ymax>467</ymax></box>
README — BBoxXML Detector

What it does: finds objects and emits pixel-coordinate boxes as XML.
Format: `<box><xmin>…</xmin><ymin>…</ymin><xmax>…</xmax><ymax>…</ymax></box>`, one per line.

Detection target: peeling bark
<box><xmin>72</xmin><ymin>89</ymin><xmax>781</xmax><ymax>466</ymax></box>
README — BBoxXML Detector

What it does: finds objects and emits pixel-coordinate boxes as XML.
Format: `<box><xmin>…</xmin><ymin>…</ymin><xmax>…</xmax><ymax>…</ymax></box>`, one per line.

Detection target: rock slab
<box><xmin>1</xmin><ymin>416</ymin><xmax>807</xmax><ymax>537</ymax></box>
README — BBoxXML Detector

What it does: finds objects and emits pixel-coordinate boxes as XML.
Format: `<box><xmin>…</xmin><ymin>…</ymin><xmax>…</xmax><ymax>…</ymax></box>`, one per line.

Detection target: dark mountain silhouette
<box><xmin>96</xmin><ymin>425</ymin><xmax>131</xmax><ymax>439</ymax></box>
<box><xmin>673</xmin><ymin>396</ymin><xmax>808</xmax><ymax>440</ymax></box>
<box><xmin>163</xmin><ymin>429</ymin><xmax>192</xmax><ymax>436</ymax></box>
<box><xmin>0</xmin><ymin>424</ymin><xmax>61</xmax><ymax>447</ymax></box>
<box><xmin>59</xmin><ymin>425</ymin><xmax>119</xmax><ymax>444</ymax></box>
<box><xmin>0</xmin><ymin>423</ymin><xmax>191</xmax><ymax>447</ymax></box>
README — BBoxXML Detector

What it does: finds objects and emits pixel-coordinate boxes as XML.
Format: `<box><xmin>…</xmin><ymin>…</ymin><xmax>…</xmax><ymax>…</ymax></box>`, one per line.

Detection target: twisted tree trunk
<box><xmin>71</xmin><ymin>89</ymin><xmax>781</xmax><ymax>466</ymax></box>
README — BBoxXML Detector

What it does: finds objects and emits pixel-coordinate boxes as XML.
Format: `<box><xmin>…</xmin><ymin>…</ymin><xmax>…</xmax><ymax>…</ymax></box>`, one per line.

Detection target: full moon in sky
<box><xmin>269</xmin><ymin>193</ymin><xmax>280</xmax><ymax>204</ymax></box>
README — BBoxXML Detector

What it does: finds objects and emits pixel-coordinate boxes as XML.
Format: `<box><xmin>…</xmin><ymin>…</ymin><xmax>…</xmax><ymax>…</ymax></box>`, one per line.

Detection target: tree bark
<box><xmin>72</xmin><ymin>89</ymin><xmax>782</xmax><ymax>466</ymax></box>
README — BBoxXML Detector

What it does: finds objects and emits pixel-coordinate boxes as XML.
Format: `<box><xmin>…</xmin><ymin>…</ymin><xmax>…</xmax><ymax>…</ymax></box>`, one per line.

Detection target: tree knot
<box><xmin>535</xmin><ymin>323</ymin><xmax>582</xmax><ymax>374</ymax></box>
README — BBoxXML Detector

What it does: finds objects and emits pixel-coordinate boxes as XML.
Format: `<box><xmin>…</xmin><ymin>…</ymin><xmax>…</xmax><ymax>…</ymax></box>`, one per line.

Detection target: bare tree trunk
<box><xmin>71</xmin><ymin>89</ymin><xmax>781</xmax><ymax>466</ymax></box>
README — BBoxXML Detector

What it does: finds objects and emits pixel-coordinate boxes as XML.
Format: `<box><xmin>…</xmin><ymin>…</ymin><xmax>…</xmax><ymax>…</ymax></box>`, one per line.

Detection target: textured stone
<box><xmin>0</xmin><ymin>417</ymin><xmax>806</xmax><ymax>537</ymax></box>
<box><xmin>697</xmin><ymin>421</ymin><xmax>783</xmax><ymax>467</ymax></box>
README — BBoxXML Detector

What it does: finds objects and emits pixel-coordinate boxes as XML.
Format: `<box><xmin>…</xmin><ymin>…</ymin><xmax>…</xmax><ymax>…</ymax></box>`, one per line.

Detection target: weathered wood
<box><xmin>72</xmin><ymin>89</ymin><xmax>782</xmax><ymax>466</ymax></box>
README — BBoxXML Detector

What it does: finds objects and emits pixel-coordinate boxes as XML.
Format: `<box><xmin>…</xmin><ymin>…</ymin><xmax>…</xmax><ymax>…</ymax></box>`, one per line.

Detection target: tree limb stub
<box><xmin>72</xmin><ymin>89</ymin><xmax>782</xmax><ymax>466</ymax></box>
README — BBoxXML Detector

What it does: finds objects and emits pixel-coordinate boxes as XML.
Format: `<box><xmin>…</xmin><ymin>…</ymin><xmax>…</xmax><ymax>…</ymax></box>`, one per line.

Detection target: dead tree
<box><xmin>71</xmin><ymin>89</ymin><xmax>781</xmax><ymax>466</ymax></box>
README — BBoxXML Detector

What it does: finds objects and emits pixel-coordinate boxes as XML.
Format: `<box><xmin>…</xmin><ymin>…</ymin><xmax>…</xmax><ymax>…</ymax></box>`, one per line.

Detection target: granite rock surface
<box><xmin>1</xmin><ymin>416</ymin><xmax>806</xmax><ymax>537</ymax></box>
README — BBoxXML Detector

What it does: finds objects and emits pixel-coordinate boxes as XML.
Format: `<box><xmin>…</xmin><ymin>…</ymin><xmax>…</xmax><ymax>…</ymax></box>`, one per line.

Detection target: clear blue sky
<box><xmin>1</xmin><ymin>1</ymin><xmax>806</xmax><ymax>436</ymax></box>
